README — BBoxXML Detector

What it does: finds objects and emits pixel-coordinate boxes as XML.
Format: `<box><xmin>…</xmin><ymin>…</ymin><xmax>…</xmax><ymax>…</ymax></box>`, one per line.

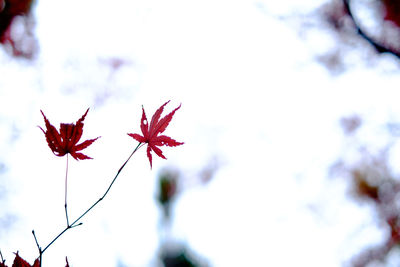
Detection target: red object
<box><xmin>4</xmin><ymin>253</ymin><xmax>68</xmax><ymax>267</ymax></box>
<box><xmin>0</xmin><ymin>0</ymin><xmax>34</xmax><ymax>38</ymax></box>
<box><xmin>383</xmin><ymin>0</ymin><xmax>400</xmax><ymax>27</ymax></box>
<box><xmin>39</xmin><ymin>108</ymin><xmax>100</xmax><ymax>160</ymax></box>
<box><xmin>11</xmin><ymin>252</ymin><xmax>39</xmax><ymax>267</ymax></box>
<box><xmin>128</xmin><ymin>101</ymin><xmax>184</xmax><ymax>168</ymax></box>
<box><xmin>0</xmin><ymin>0</ymin><xmax>36</xmax><ymax>58</ymax></box>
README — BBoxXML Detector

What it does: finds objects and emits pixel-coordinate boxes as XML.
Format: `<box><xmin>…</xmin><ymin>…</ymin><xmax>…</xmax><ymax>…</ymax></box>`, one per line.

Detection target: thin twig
<box><xmin>32</xmin><ymin>230</ymin><xmax>42</xmax><ymax>267</ymax></box>
<box><xmin>0</xmin><ymin>249</ymin><xmax>5</xmax><ymax>264</ymax></box>
<box><xmin>65</xmin><ymin>154</ymin><xmax>70</xmax><ymax>227</ymax></box>
<box><xmin>32</xmin><ymin>230</ymin><xmax>41</xmax><ymax>254</ymax></box>
<box><xmin>41</xmin><ymin>142</ymin><xmax>143</xmax><ymax>255</ymax></box>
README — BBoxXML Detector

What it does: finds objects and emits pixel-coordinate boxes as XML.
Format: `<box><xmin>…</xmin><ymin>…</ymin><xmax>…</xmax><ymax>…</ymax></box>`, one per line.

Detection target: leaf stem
<box><xmin>0</xmin><ymin>249</ymin><xmax>5</xmax><ymax>264</ymax></box>
<box><xmin>32</xmin><ymin>230</ymin><xmax>42</xmax><ymax>267</ymax></box>
<box><xmin>65</xmin><ymin>154</ymin><xmax>70</xmax><ymax>227</ymax></box>
<box><xmin>40</xmin><ymin>142</ymin><xmax>144</xmax><ymax>255</ymax></box>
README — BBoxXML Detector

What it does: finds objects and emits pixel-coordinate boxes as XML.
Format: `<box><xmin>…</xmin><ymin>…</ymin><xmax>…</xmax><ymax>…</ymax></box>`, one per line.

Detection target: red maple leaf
<box><xmin>128</xmin><ymin>101</ymin><xmax>184</xmax><ymax>168</ymax></box>
<box><xmin>39</xmin><ymin>108</ymin><xmax>100</xmax><ymax>160</ymax></box>
<box><xmin>11</xmin><ymin>252</ymin><xmax>39</xmax><ymax>267</ymax></box>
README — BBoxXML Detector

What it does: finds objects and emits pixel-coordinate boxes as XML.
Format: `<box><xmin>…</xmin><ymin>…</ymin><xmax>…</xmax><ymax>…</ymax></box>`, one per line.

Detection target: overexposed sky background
<box><xmin>2</xmin><ymin>0</ymin><xmax>400</xmax><ymax>266</ymax></box>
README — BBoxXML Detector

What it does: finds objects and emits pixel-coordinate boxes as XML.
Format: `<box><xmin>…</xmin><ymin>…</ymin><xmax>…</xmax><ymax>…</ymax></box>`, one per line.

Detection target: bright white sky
<box><xmin>2</xmin><ymin>0</ymin><xmax>400</xmax><ymax>266</ymax></box>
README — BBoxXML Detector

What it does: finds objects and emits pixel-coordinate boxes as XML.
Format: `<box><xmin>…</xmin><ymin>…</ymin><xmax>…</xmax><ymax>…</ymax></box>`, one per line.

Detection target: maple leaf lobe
<box><xmin>11</xmin><ymin>252</ymin><xmax>39</xmax><ymax>267</ymax></box>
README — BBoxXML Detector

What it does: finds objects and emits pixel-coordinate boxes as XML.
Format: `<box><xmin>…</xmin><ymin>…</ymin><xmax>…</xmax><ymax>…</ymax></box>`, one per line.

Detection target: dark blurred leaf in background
<box><xmin>0</xmin><ymin>0</ymin><xmax>37</xmax><ymax>59</ymax></box>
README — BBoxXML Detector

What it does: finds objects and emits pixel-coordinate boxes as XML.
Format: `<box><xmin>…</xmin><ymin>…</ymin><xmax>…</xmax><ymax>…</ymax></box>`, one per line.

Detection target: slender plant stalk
<box><xmin>34</xmin><ymin>142</ymin><xmax>143</xmax><ymax>263</ymax></box>
<box><xmin>0</xmin><ymin>249</ymin><xmax>4</xmax><ymax>264</ymax></box>
<box><xmin>32</xmin><ymin>230</ymin><xmax>42</xmax><ymax>266</ymax></box>
<box><xmin>64</xmin><ymin>154</ymin><xmax>70</xmax><ymax>227</ymax></box>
